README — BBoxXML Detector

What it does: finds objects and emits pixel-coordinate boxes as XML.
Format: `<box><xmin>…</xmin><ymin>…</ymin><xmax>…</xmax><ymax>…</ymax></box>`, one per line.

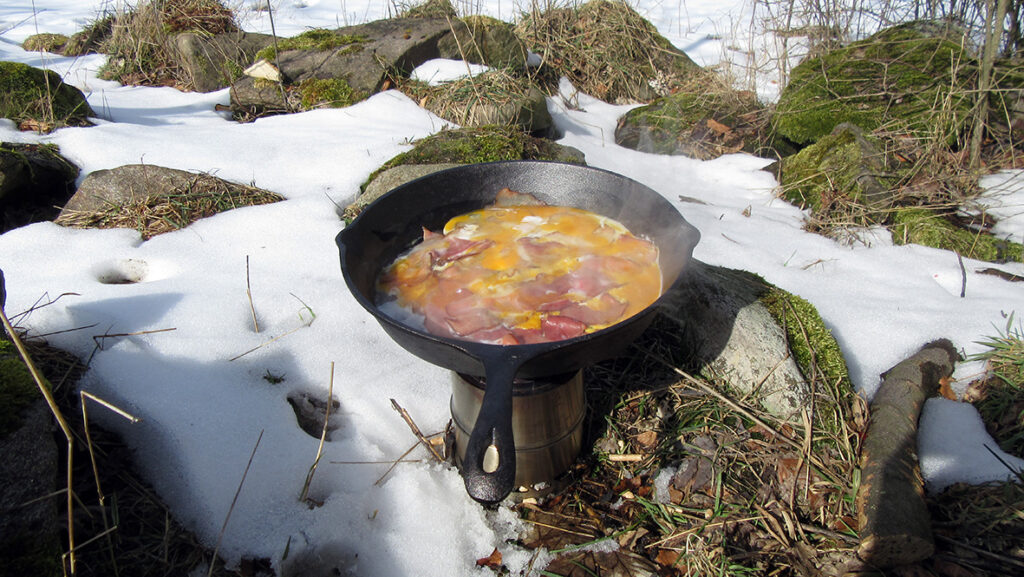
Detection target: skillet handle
<box><xmin>462</xmin><ymin>358</ymin><xmax>521</xmax><ymax>505</ymax></box>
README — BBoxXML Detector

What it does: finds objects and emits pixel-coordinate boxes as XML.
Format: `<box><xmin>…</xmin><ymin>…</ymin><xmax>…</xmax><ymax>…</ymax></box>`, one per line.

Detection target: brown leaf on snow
<box><xmin>475</xmin><ymin>548</ymin><xmax>502</xmax><ymax>569</ymax></box>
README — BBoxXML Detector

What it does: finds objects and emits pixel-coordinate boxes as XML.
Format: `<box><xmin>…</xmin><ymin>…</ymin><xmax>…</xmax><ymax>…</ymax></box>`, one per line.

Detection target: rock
<box><xmin>55</xmin><ymin>164</ymin><xmax>284</xmax><ymax>238</ymax></box>
<box><xmin>0</xmin><ymin>62</ymin><xmax>94</xmax><ymax>130</ymax></box>
<box><xmin>21</xmin><ymin>33</ymin><xmax>69</xmax><ymax>53</ymax></box>
<box><xmin>774</xmin><ymin>22</ymin><xmax>974</xmax><ymax>145</ymax></box>
<box><xmin>615</xmin><ymin>89</ymin><xmax>766</xmax><ymax>159</ymax></box>
<box><xmin>1</xmin><ymin>143</ymin><xmax>80</xmax><ymax>233</ymax></box>
<box><xmin>778</xmin><ymin>122</ymin><xmax>900</xmax><ymax>215</ymax></box>
<box><xmin>407</xmin><ymin>72</ymin><xmax>552</xmax><ymax>133</ymax></box>
<box><xmin>230</xmin><ymin>17</ymin><xmax>453</xmax><ymax>118</ymax></box>
<box><xmin>172</xmin><ymin>30</ymin><xmax>275</xmax><ymax>92</ymax></box>
<box><xmin>663</xmin><ymin>260</ymin><xmax>849</xmax><ymax>420</ymax></box>
<box><xmin>0</xmin><ymin>330</ymin><xmax>61</xmax><ymax>576</ymax></box>
<box><xmin>62</xmin><ymin>15</ymin><xmax>114</xmax><ymax>56</ymax></box>
<box><xmin>437</xmin><ymin>15</ymin><xmax>529</xmax><ymax>70</ymax></box>
<box><xmin>356</xmin><ymin>163</ymin><xmax>461</xmax><ymax>211</ymax></box>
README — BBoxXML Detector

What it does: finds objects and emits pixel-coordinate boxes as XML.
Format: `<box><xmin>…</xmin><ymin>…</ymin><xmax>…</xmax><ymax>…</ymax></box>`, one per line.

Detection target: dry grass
<box><xmin>397</xmin><ymin>69</ymin><xmax>539</xmax><ymax>128</ymax></box>
<box><xmin>54</xmin><ymin>174</ymin><xmax>283</xmax><ymax>240</ymax></box>
<box><xmin>516</xmin><ymin>0</ymin><xmax>707</xmax><ymax>103</ymax></box>
<box><xmin>98</xmin><ymin>0</ymin><xmax>237</xmax><ymax>87</ymax></box>
<box><xmin>520</xmin><ymin>312</ymin><xmax>865</xmax><ymax>576</ymax></box>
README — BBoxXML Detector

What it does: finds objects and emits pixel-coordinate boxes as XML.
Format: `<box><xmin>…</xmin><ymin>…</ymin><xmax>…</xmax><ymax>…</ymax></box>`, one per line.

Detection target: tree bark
<box><xmin>856</xmin><ymin>339</ymin><xmax>958</xmax><ymax>568</ymax></box>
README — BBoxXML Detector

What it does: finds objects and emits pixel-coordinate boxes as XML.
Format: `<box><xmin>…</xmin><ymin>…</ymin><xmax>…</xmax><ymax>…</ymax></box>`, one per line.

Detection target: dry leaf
<box><xmin>706</xmin><ymin>117</ymin><xmax>731</xmax><ymax>135</ymax></box>
<box><xmin>938</xmin><ymin>375</ymin><xmax>957</xmax><ymax>400</ymax></box>
<box><xmin>475</xmin><ymin>548</ymin><xmax>502</xmax><ymax>569</ymax></box>
<box><xmin>635</xmin><ymin>430</ymin><xmax>658</xmax><ymax>450</ymax></box>
<box><xmin>655</xmin><ymin>548</ymin><xmax>683</xmax><ymax>568</ymax></box>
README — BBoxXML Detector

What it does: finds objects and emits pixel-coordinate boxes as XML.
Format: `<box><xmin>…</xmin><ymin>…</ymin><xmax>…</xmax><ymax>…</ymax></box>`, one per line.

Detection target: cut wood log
<box><xmin>856</xmin><ymin>339</ymin><xmax>958</xmax><ymax>568</ymax></box>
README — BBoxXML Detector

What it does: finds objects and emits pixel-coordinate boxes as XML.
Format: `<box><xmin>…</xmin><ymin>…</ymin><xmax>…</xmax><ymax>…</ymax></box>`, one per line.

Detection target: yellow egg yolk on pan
<box><xmin>377</xmin><ymin>205</ymin><xmax>661</xmax><ymax>345</ymax></box>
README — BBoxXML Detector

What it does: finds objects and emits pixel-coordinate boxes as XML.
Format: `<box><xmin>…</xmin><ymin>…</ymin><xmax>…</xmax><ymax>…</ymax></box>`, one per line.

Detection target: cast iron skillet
<box><xmin>336</xmin><ymin>161</ymin><xmax>700</xmax><ymax>504</ymax></box>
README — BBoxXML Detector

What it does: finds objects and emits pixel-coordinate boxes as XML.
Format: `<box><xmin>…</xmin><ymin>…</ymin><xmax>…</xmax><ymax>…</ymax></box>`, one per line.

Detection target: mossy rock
<box><xmin>0</xmin><ymin>341</ymin><xmax>40</xmax><ymax>440</ymax></box>
<box><xmin>891</xmin><ymin>207</ymin><xmax>1024</xmax><ymax>263</ymax></box>
<box><xmin>774</xmin><ymin>22</ymin><xmax>975</xmax><ymax>145</ymax></box>
<box><xmin>437</xmin><ymin>15</ymin><xmax>528</xmax><ymax>70</ymax></box>
<box><xmin>760</xmin><ymin>287</ymin><xmax>850</xmax><ymax>391</ymax></box>
<box><xmin>297</xmin><ymin>77</ymin><xmax>365</xmax><ymax>109</ymax></box>
<box><xmin>615</xmin><ymin>88</ymin><xmax>766</xmax><ymax>159</ymax></box>
<box><xmin>516</xmin><ymin>0</ymin><xmax>707</xmax><ymax>103</ymax></box>
<box><xmin>254</xmin><ymin>29</ymin><xmax>368</xmax><ymax>63</ymax></box>
<box><xmin>0</xmin><ymin>62</ymin><xmax>94</xmax><ymax>130</ymax></box>
<box><xmin>21</xmin><ymin>33</ymin><xmax>69</xmax><ymax>53</ymax></box>
<box><xmin>399</xmin><ymin>71</ymin><xmax>550</xmax><ymax>133</ymax></box>
<box><xmin>363</xmin><ymin>124</ymin><xmax>584</xmax><ymax>190</ymax></box>
<box><xmin>779</xmin><ymin>122</ymin><xmax>901</xmax><ymax>215</ymax></box>
<box><xmin>402</xmin><ymin>0</ymin><xmax>458</xmax><ymax>19</ymax></box>
<box><xmin>63</xmin><ymin>14</ymin><xmax>114</xmax><ymax>56</ymax></box>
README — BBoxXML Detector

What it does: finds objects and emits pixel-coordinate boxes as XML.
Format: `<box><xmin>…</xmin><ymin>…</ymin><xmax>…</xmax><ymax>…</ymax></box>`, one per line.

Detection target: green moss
<box><xmin>892</xmin><ymin>207</ymin><xmax>1024</xmax><ymax>263</ymax></box>
<box><xmin>774</xmin><ymin>22</ymin><xmax>975</xmax><ymax>145</ymax></box>
<box><xmin>298</xmin><ymin>77</ymin><xmax>363</xmax><ymax>109</ymax></box>
<box><xmin>760</xmin><ymin>288</ymin><xmax>850</xmax><ymax>393</ymax></box>
<box><xmin>255</xmin><ymin>30</ymin><xmax>367</xmax><ymax>62</ymax></box>
<box><xmin>617</xmin><ymin>90</ymin><xmax>762</xmax><ymax>155</ymax></box>
<box><xmin>21</xmin><ymin>33</ymin><xmax>69</xmax><ymax>53</ymax></box>
<box><xmin>779</xmin><ymin>124</ymin><xmax>899</xmax><ymax>213</ymax></box>
<box><xmin>362</xmin><ymin>125</ymin><xmax>584</xmax><ymax>191</ymax></box>
<box><xmin>0</xmin><ymin>341</ymin><xmax>41</xmax><ymax>440</ymax></box>
<box><xmin>402</xmin><ymin>0</ymin><xmax>458</xmax><ymax>18</ymax></box>
<box><xmin>0</xmin><ymin>62</ymin><xmax>94</xmax><ymax>128</ymax></box>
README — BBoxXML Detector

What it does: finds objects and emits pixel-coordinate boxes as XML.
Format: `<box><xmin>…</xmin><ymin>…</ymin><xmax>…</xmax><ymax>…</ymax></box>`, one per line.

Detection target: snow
<box><xmin>1</xmin><ymin>1</ymin><xmax>1023</xmax><ymax>575</ymax></box>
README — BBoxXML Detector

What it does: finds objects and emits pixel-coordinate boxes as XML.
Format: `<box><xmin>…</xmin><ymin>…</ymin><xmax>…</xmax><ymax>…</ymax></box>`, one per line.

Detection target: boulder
<box><xmin>0</xmin><ymin>143</ymin><xmax>80</xmax><ymax>233</ymax></box>
<box><xmin>436</xmin><ymin>15</ymin><xmax>529</xmax><ymax>70</ymax></box>
<box><xmin>516</xmin><ymin>0</ymin><xmax>707</xmax><ymax>104</ymax></box>
<box><xmin>778</xmin><ymin>122</ymin><xmax>900</xmax><ymax>215</ymax></box>
<box><xmin>405</xmin><ymin>71</ymin><xmax>552</xmax><ymax>133</ymax></box>
<box><xmin>0</xmin><ymin>306</ymin><xmax>61</xmax><ymax>576</ymax></box>
<box><xmin>662</xmin><ymin>260</ymin><xmax>849</xmax><ymax>420</ymax></box>
<box><xmin>615</xmin><ymin>89</ymin><xmax>766</xmax><ymax>159</ymax></box>
<box><xmin>774</xmin><ymin>22</ymin><xmax>975</xmax><ymax>145</ymax></box>
<box><xmin>230</xmin><ymin>17</ymin><xmax>453</xmax><ymax>118</ymax></box>
<box><xmin>0</xmin><ymin>62</ymin><xmax>94</xmax><ymax>130</ymax></box>
<box><xmin>55</xmin><ymin>164</ymin><xmax>284</xmax><ymax>239</ymax></box>
<box><xmin>172</xmin><ymin>30</ymin><xmax>275</xmax><ymax>92</ymax></box>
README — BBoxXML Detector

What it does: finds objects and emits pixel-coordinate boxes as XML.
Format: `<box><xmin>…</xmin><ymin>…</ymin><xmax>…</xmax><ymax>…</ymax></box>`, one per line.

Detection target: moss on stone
<box><xmin>0</xmin><ymin>62</ymin><xmax>94</xmax><ymax>128</ymax></box>
<box><xmin>774</xmin><ymin>22</ymin><xmax>975</xmax><ymax>145</ymax></box>
<box><xmin>779</xmin><ymin>123</ymin><xmax>900</xmax><ymax>213</ymax></box>
<box><xmin>0</xmin><ymin>341</ymin><xmax>41</xmax><ymax>440</ymax></box>
<box><xmin>402</xmin><ymin>0</ymin><xmax>458</xmax><ymax>18</ymax></box>
<box><xmin>21</xmin><ymin>33</ymin><xmax>69</xmax><ymax>53</ymax></box>
<box><xmin>891</xmin><ymin>207</ymin><xmax>1024</xmax><ymax>263</ymax></box>
<box><xmin>361</xmin><ymin>125</ymin><xmax>584</xmax><ymax>192</ymax></box>
<box><xmin>297</xmin><ymin>77</ymin><xmax>364</xmax><ymax>109</ymax></box>
<box><xmin>760</xmin><ymin>288</ymin><xmax>850</xmax><ymax>393</ymax></box>
<box><xmin>255</xmin><ymin>30</ymin><xmax>367</xmax><ymax>62</ymax></box>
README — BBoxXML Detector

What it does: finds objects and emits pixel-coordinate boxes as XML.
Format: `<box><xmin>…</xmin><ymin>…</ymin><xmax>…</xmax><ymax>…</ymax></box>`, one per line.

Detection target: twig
<box><xmin>246</xmin><ymin>256</ymin><xmax>260</xmax><ymax>333</ymax></box>
<box><xmin>390</xmin><ymin>398</ymin><xmax>445</xmax><ymax>462</ymax></box>
<box><xmin>81</xmin><ymin>391</ymin><xmax>140</xmax><ymax>506</ymax></box>
<box><xmin>208</xmin><ymin>429</ymin><xmax>264</xmax><ymax>577</ymax></box>
<box><xmin>229</xmin><ymin>323</ymin><xmax>309</xmax><ymax>361</ymax></box>
<box><xmin>93</xmin><ymin>327</ymin><xmax>177</xmax><ymax>350</ymax></box>
<box><xmin>300</xmin><ymin>362</ymin><xmax>335</xmax><ymax>503</ymax></box>
<box><xmin>936</xmin><ymin>534</ymin><xmax>1024</xmax><ymax>569</ymax></box>
<box><xmin>1</xmin><ymin>282</ymin><xmax>78</xmax><ymax>575</ymax></box>
<box><xmin>606</xmin><ymin>454</ymin><xmax>645</xmax><ymax>462</ymax></box>
<box><xmin>374</xmin><ymin>442</ymin><xmax>419</xmax><ymax>486</ymax></box>
<box><xmin>331</xmin><ymin>459</ymin><xmax>424</xmax><ymax>464</ymax></box>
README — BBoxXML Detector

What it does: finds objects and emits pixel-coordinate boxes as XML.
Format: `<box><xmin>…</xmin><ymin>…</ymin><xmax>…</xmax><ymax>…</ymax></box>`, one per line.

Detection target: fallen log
<box><xmin>856</xmin><ymin>339</ymin><xmax>958</xmax><ymax>568</ymax></box>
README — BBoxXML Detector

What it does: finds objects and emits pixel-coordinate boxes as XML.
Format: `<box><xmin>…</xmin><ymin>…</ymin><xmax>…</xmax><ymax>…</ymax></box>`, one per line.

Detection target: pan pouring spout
<box><xmin>337</xmin><ymin>160</ymin><xmax>700</xmax><ymax>504</ymax></box>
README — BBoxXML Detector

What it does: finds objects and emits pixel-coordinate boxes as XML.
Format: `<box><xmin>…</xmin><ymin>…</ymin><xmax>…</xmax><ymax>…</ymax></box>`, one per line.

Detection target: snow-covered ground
<box><xmin>1</xmin><ymin>1</ymin><xmax>1023</xmax><ymax>575</ymax></box>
